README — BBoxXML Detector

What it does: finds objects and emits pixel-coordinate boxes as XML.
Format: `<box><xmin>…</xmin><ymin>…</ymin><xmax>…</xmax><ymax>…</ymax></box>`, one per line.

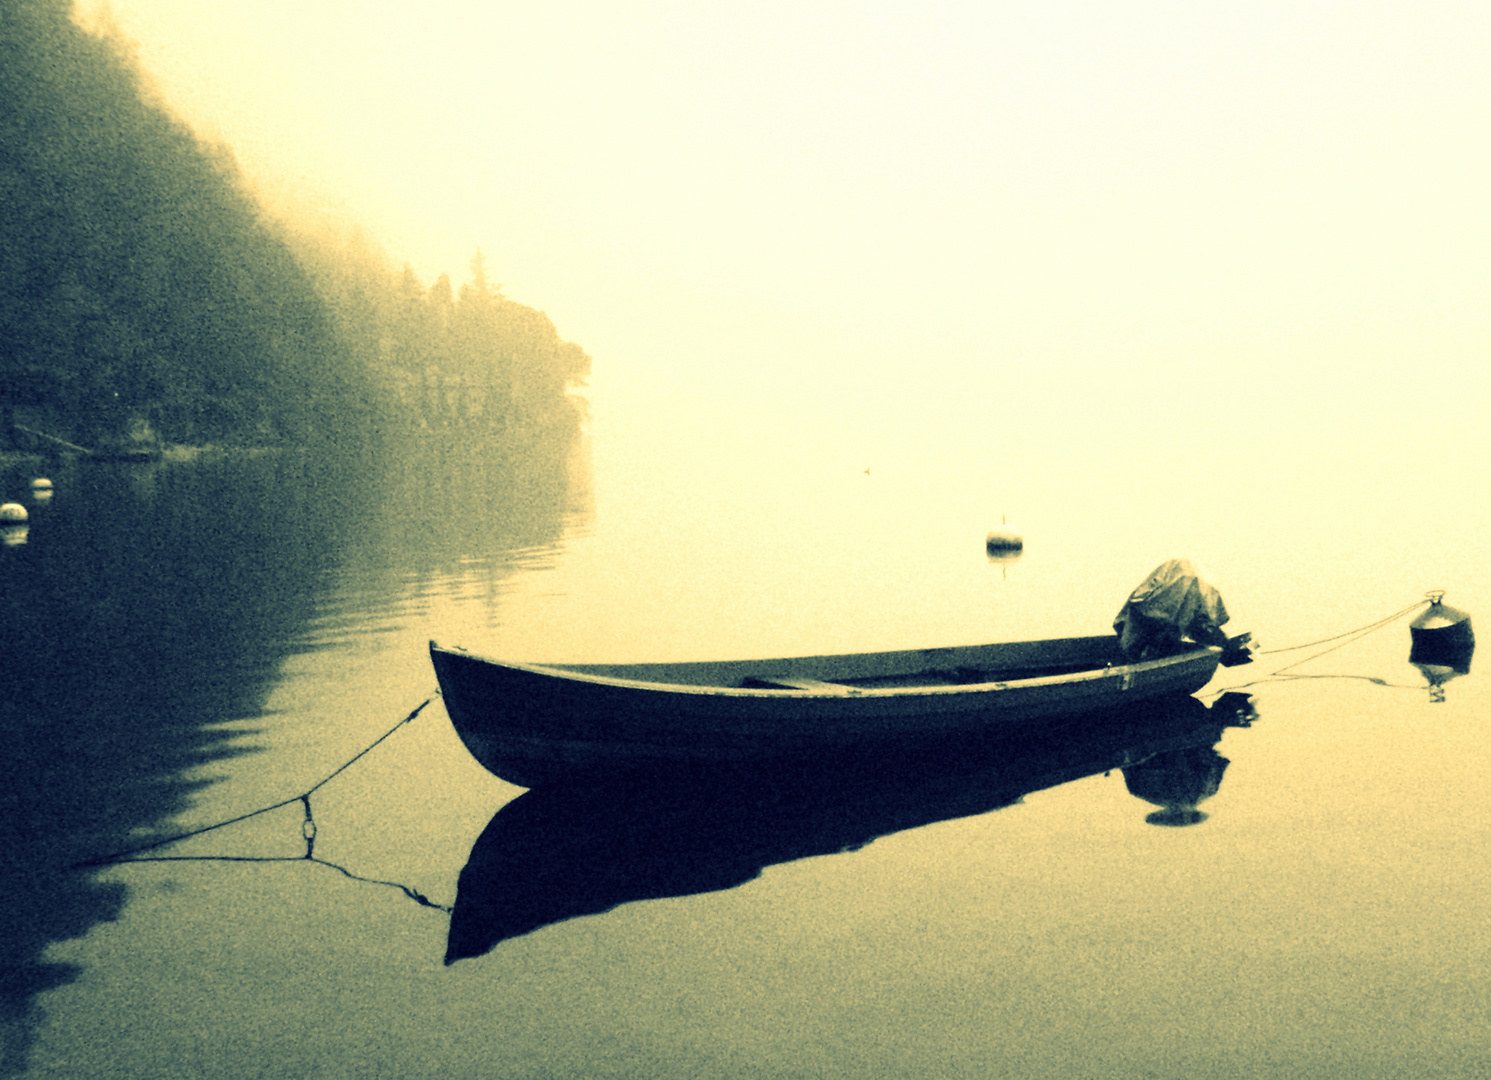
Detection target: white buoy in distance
<box><xmin>31</xmin><ymin>478</ymin><xmax>53</xmax><ymax>491</ymax></box>
<box><xmin>986</xmin><ymin>516</ymin><xmax>1023</xmax><ymax>559</ymax></box>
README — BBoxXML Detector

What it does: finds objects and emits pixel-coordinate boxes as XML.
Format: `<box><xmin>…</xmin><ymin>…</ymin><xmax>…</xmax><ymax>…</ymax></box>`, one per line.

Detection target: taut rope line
<box><xmin>1253</xmin><ymin>599</ymin><xmax>1428</xmax><ymax>660</ymax></box>
<box><xmin>1208</xmin><ymin>598</ymin><xmax>1433</xmax><ymax>696</ymax></box>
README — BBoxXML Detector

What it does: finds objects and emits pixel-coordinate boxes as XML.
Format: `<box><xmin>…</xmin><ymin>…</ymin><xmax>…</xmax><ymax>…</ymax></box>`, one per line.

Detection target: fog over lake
<box><xmin>3</xmin><ymin>1</ymin><xmax>1489</xmax><ymax>1076</ymax></box>
<box><xmin>2</xmin><ymin>374</ymin><xmax>1486</xmax><ymax>1077</ymax></box>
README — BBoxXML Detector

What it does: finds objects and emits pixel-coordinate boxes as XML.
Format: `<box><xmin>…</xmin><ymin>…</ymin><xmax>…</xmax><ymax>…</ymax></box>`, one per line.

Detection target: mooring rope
<box><xmin>68</xmin><ymin>596</ymin><xmax>1449</xmax><ymax>896</ymax></box>
<box><xmin>1253</xmin><ymin>599</ymin><xmax>1428</xmax><ymax>659</ymax></box>
<box><xmin>71</xmin><ymin>693</ymin><xmax>452</xmax><ymax>914</ymax></box>
<box><xmin>1207</xmin><ymin>597</ymin><xmax>1432</xmax><ymax>697</ymax></box>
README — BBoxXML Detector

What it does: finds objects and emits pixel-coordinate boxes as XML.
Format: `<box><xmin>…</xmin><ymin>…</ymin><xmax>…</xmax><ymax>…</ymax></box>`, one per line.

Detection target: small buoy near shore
<box><xmin>0</xmin><ymin>502</ymin><xmax>28</xmax><ymax>524</ymax></box>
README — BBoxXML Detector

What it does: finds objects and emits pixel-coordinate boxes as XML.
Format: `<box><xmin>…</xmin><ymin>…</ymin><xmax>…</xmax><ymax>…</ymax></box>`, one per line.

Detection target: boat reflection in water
<box><xmin>445</xmin><ymin>692</ymin><xmax>1258</xmax><ymax>963</ymax></box>
<box><xmin>1123</xmin><ymin>744</ymin><xmax>1233</xmax><ymax>827</ymax></box>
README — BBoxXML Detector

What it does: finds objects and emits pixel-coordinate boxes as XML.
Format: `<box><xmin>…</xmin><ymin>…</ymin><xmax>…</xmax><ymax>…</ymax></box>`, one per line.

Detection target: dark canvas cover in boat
<box><xmin>1114</xmin><ymin>558</ymin><xmax>1231</xmax><ymax>660</ymax></box>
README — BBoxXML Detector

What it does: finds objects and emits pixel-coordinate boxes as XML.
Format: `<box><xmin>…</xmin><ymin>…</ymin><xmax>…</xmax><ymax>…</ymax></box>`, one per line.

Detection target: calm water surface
<box><xmin>1</xmin><ymin>415</ymin><xmax>1486</xmax><ymax>1079</ymax></box>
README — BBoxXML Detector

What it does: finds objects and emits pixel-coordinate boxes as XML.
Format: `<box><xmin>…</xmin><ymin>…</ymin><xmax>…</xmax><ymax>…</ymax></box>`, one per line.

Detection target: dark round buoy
<box><xmin>1409</xmin><ymin>592</ymin><xmax>1474</xmax><ymax>667</ymax></box>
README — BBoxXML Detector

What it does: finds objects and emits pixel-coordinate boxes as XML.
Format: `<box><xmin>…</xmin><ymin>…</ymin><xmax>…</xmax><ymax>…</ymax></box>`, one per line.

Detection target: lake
<box><xmin>1</xmin><ymin>392</ymin><xmax>1487</xmax><ymax>1079</ymax></box>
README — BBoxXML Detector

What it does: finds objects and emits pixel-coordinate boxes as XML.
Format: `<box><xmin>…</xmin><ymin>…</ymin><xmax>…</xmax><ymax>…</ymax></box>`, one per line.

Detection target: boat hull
<box><xmin>430</xmin><ymin>636</ymin><xmax>1222</xmax><ymax>787</ymax></box>
<box><xmin>443</xmin><ymin>689</ymin><xmax>1254</xmax><ymax>959</ymax></box>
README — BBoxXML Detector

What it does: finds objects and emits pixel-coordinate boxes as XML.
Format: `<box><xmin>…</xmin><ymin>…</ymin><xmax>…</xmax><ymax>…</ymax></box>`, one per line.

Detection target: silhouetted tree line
<box><xmin>294</xmin><ymin>239</ymin><xmax>590</xmax><ymax>448</ymax></box>
<box><xmin>0</xmin><ymin>0</ymin><xmax>588</xmax><ymax>454</ymax></box>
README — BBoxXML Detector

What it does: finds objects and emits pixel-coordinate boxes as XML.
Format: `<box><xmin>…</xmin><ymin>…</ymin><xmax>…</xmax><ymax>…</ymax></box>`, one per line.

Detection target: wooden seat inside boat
<box><xmin>740</xmin><ymin>675</ymin><xmax>856</xmax><ymax>692</ymax></box>
<box><xmin>742</xmin><ymin>668</ymin><xmax>991</xmax><ymax>692</ymax></box>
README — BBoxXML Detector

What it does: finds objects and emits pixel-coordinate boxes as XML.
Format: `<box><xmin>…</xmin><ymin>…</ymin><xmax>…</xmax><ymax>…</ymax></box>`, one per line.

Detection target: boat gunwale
<box><xmin>429</xmin><ymin>639</ymin><xmax>1221</xmax><ymax>700</ymax></box>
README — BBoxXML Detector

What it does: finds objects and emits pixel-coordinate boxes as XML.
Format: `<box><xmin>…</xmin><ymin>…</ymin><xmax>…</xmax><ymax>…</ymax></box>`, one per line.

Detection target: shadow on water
<box><xmin>334</xmin><ymin>436</ymin><xmax>592</xmax><ymax>579</ymax></box>
<box><xmin>445</xmin><ymin>692</ymin><xmax>1259</xmax><ymax>964</ymax></box>
<box><xmin>0</xmin><ymin>452</ymin><xmax>359</xmax><ymax>1076</ymax></box>
<box><xmin>0</xmin><ymin>442</ymin><xmax>589</xmax><ymax>1076</ymax></box>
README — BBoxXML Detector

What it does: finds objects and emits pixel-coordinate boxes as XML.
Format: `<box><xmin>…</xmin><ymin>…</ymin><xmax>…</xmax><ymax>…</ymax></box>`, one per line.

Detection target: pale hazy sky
<box><xmin>77</xmin><ymin>0</ymin><xmax>1490</xmax><ymax>470</ymax></box>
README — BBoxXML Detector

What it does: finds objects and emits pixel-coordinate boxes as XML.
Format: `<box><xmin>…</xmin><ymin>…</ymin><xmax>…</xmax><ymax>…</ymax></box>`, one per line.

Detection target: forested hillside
<box><xmin>294</xmin><ymin>240</ymin><xmax>590</xmax><ymax>448</ymax></box>
<box><xmin>0</xmin><ymin>0</ymin><xmax>587</xmax><ymax>454</ymax></box>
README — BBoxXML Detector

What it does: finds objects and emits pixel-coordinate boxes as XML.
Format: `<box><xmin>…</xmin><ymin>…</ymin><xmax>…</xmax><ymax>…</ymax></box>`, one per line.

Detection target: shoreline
<box><xmin>1</xmin><ymin>443</ymin><xmax>281</xmax><ymax>466</ymax></box>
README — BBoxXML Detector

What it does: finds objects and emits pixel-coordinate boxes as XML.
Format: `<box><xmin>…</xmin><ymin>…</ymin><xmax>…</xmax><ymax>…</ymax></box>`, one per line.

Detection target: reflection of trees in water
<box><xmin>327</xmin><ymin>430</ymin><xmax>592</xmax><ymax>588</ymax></box>
<box><xmin>445</xmin><ymin>693</ymin><xmax>1259</xmax><ymax>963</ymax></box>
<box><xmin>0</xmin><ymin>439</ymin><xmax>585</xmax><ymax>1075</ymax></box>
<box><xmin>0</xmin><ymin>453</ymin><xmax>362</xmax><ymax>1074</ymax></box>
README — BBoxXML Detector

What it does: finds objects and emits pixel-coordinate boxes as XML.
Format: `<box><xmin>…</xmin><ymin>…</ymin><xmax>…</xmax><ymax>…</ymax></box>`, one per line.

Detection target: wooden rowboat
<box><xmin>429</xmin><ymin>635</ymin><xmax>1222</xmax><ymax>787</ymax></box>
